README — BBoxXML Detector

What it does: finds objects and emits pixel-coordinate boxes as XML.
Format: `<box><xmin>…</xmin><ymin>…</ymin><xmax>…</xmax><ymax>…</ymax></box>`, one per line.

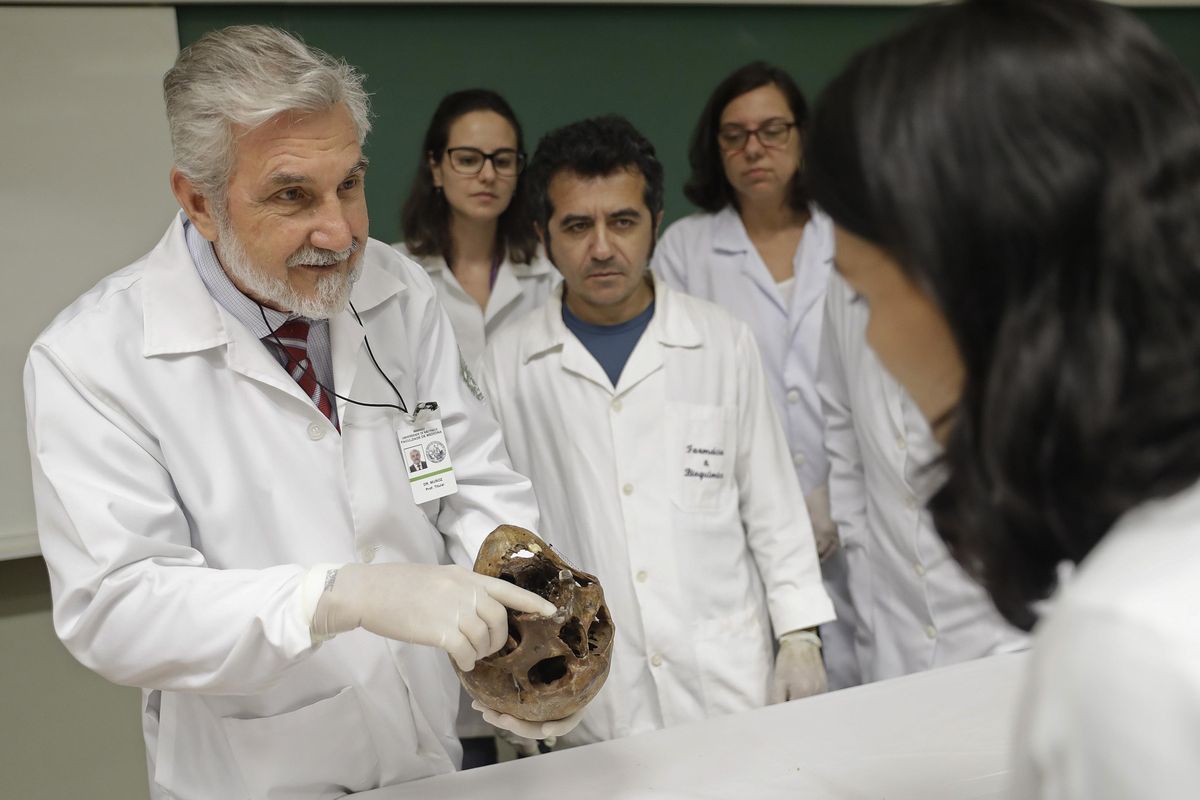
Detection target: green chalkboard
<box><xmin>178</xmin><ymin>4</ymin><xmax>1200</xmax><ymax>240</ymax></box>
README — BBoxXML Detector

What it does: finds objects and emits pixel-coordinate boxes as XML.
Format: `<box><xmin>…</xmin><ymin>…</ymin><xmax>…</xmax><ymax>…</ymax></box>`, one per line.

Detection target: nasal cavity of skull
<box><xmin>528</xmin><ymin>656</ymin><xmax>568</xmax><ymax>685</ymax></box>
<box><xmin>559</xmin><ymin>617</ymin><xmax>586</xmax><ymax>658</ymax></box>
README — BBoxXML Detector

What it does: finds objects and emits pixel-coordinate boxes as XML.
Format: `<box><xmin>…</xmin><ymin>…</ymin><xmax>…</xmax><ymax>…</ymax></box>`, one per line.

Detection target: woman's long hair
<box><xmin>683</xmin><ymin>61</ymin><xmax>810</xmax><ymax>214</ymax></box>
<box><xmin>400</xmin><ymin>89</ymin><xmax>538</xmax><ymax>265</ymax></box>
<box><xmin>808</xmin><ymin>0</ymin><xmax>1200</xmax><ymax>630</ymax></box>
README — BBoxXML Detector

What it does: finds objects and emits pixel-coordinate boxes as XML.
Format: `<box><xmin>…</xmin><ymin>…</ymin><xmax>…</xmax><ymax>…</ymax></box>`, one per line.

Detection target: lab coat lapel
<box><xmin>878</xmin><ymin>363</ymin><xmax>909</xmax><ymax>444</ymax></box>
<box><xmin>788</xmin><ymin>217</ymin><xmax>834</xmax><ymax>339</ymax></box>
<box><xmin>534</xmin><ymin>287</ymin><xmax>613</xmax><ymax>393</ymax></box>
<box><xmin>716</xmin><ymin>208</ymin><xmax>788</xmax><ymax>318</ymax></box>
<box><xmin>613</xmin><ymin>326</ymin><xmax>663</xmax><ymax>397</ymax></box>
<box><xmin>560</xmin><ymin>334</ymin><xmax>616</xmax><ymax>393</ymax></box>
<box><xmin>333</xmin><ymin>254</ymin><xmax>408</xmax><ymax>420</ymax></box>
<box><xmin>220</xmin><ymin>311</ymin><xmax>328</xmax><ymax>416</ymax></box>
<box><xmin>484</xmin><ymin>260</ymin><xmax>522</xmax><ymax>327</ymax></box>
<box><xmin>617</xmin><ymin>277</ymin><xmax>701</xmax><ymax>396</ymax></box>
<box><xmin>329</xmin><ymin>311</ymin><xmax>365</xmax><ymax>424</ymax></box>
<box><xmin>141</xmin><ymin>216</ymin><xmax>322</xmax><ymax>417</ymax></box>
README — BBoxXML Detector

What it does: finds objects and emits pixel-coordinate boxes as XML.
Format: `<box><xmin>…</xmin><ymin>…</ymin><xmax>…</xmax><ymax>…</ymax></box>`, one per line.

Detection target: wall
<box><xmin>177</xmin><ymin>4</ymin><xmax>1200</xmax><ymax>243</ymax></box>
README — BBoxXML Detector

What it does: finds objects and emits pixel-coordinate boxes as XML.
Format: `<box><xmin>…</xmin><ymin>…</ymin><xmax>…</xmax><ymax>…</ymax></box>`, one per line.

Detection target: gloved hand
<box><xmin>804</xmin><ymin>484</ymin><xmax>840</xmax><ymax>561</ymax></box>
<box><xmin>494</xmin><ymin>727</ymin><xmax>545</xmax><ymax>758</ymax></box>
<box><xmin>311</xmin><ymin>563</ymin><xmax>556</xmax><ymax>671</ymax></box>
<box><xmin>769</xmin><ymin>629</ymin><xmax>828</xmax><ymax>703</ymax></box>
<box><xmin>472</xmin><ymin>699</ymin><xmax>585</xmax><ymax>741</ymax></box>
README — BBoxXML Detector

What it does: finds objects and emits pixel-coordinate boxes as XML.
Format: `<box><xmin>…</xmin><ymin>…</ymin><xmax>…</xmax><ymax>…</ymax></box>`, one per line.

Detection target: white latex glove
<box><xmin>494</xmin><ymin>727</ymin><xmax>546</xmax><ymax>758</ymax></box>
<box><xmin>311</xmin><ymin>563</ymin><xmax>556</xmax><ymax>671</ymax></box>
<box><xmin>804</xmin><ymin>484</ymin><xmax>840</xmax><ymax>561</ymax></box>
<box><xmin>769</xmin><ymin>630</ymin><xmax>828</xmax><ymax>703</ymax></box>
<box><xmin>473</xmin><ymin>699</ymin><xmax>585</xmax><ymax>741</ymax></box>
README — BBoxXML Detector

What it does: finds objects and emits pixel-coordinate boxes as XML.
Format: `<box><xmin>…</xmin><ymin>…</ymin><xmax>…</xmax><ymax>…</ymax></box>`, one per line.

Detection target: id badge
<box><xmin>398</xmin><ymin>401</ymin><xmax>458</xmax><ymax>504</ymax></box>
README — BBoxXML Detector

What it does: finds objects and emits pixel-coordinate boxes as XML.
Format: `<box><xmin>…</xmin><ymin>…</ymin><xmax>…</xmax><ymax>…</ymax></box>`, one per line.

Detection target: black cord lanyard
<box><xmin>259</xmin><ymin>300</ymin><xmax>409</xmax><ymax>415</ymax></box>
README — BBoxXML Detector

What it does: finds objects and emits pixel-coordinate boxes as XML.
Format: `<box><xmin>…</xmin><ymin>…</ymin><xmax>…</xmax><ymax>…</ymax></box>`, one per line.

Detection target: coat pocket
<box><xmin>666</xmin><ymin>402</ymin><xmax>736</xmax><ymax>512</ymax></box>
<box><xmin>221</xmin><ymin>686</ymin><xmax>381</xmax><ymax>800</ymax></box>
<box><xmin>693</xmin><ymin>605</ymin><xmax>773</xmax><ymax>716</ymax></box>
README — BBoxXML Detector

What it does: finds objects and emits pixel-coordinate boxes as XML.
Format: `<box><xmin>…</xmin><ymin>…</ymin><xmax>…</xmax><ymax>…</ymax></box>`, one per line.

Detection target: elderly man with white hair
<box><xmin>23</xmin><ymin>25</ymin><xmax>579</xmax><ymax>799</ymax></box>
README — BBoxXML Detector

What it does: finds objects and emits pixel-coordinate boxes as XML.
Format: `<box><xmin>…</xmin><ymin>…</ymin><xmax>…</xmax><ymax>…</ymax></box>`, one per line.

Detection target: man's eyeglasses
<box><xmin>717</xmin><ymin>120</ymin><xmax>796</xmax><ymax>153</ymax></box>
<box><xmin>445</xmin><ymin>147</ymin><xmax>525</xmax><ymax>177</ymax></box>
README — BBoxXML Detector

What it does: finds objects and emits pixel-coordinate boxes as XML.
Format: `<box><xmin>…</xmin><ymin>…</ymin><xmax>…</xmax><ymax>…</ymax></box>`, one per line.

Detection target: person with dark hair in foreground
<box><xmin>807</xmin><ymin>0</ymin><xmax>1200</xmax><ymax>795</ymax></box>
<box><xmin>481</xmin><ymin>115</ymin><xmax>835</xmax><ymax>747</ymax></box>
<box><xmin>653</xmin><ymin>62</ymin><xmax>860</xmax><ymax>689</ymax></box>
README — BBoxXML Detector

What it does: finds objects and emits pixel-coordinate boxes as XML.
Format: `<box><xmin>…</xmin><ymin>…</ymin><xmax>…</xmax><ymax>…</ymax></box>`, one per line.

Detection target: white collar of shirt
<box><xmin>183</xmin><ymin>212</ymin><xmax>294</xmax><ymax>337</ymax></box>
<box><xmin>143</xmin><ymin>213</ymin><xmax>406</xmax><ymax>357</ymax></box>
<box><xmin>395</xmin><ymin>244</ymin><xmax>556</xmax><ymax>280</ymax></box>
<box><xmin>710</xmin><ymin>203</ymin><xmax>836</xmax><ymax>259</ymax></box>
<box><xmin>519</xmin><ymin>273</ymin><xmax>702</xmax><ymax>365</ymax></box>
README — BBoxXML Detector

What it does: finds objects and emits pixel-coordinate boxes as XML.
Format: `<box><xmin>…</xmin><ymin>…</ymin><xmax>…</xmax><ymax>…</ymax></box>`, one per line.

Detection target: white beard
<box><xmin>214</xmin><ymin>212</ymin><xmax>363</xmax><ymax>320</ymax></box>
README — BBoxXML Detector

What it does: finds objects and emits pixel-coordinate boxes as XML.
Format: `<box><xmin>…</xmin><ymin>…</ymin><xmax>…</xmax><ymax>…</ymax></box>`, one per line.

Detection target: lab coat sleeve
<box><xmin>733</xmin><ymin>323</ymin><xmax>836</xmax><ymax>636</ymax></box>
<box><xmin>1013</xmin><ymin>611</ymin><xmax>1200</xmax><ymax>800</ymax></box>
<box><xmin>24</xmin><ymin>344</ymin><xmax>315</xmax><ymax>694</ymax></box>
<box><xmin>650</xmin><ymin>220</ymin><xmax>690</xmax><ymax>293</ymax></box>
<box><xmin>412</xmin><ymin>278</ymin><xmax>540</xmax><ymax>566</ymax></box>
<box><xmin>817</xmin><ymin>276</ymin><xmax>870</xmax><ymax>556</ymax></box>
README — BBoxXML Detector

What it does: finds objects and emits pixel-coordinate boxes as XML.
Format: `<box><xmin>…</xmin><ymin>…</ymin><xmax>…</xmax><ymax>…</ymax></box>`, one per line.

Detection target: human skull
<box><xmin>456</xmin><ymin>525</ymin><xmax>615</xmax><ymax>722</ymax></box>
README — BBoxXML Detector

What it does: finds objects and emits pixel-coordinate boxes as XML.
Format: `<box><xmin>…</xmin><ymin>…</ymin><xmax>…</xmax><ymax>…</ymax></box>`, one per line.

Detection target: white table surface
<box><xmin>357</xmin><ymin>651</ymin><xmax>1029</xmax><ymax>800</ymax></box>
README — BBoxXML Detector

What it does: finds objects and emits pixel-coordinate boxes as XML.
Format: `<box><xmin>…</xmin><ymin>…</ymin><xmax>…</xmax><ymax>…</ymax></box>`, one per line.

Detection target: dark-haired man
<box><xmin>480</xmin><ymin>115</ymin><xmax>835</xmax><ymax>747</ymax></box>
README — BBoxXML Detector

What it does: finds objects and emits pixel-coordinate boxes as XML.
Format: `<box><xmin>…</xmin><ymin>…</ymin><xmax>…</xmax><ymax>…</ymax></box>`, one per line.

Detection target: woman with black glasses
<box><xmin>396</xmin><ymin>89</ymin><xmax>556</xmax><ymax>369</ymax></box>
<box><xmin>653</xmin><ymin>62</ymin><xmax>860</xmax><ymax>691</ymax></box>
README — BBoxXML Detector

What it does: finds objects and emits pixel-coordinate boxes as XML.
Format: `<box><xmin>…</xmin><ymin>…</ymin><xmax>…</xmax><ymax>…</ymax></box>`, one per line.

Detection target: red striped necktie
<box><xmin>270</xmin><ymin>319</ymin><xmax>335</xmax><ymax>427</ymax></box>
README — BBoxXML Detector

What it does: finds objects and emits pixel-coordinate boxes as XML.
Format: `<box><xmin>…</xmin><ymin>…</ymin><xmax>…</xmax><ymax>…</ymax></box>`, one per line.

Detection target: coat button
<box><xmin>792</xmin><ymin>452</ymin><xmax>805</xmax><ymax>467</ymax></box>
<box><xmin>307</xmin><ymin>423</ymin><xmax>325</xmax><ymax>441</ymax></box>
<box><xmin>622</xmin><ymin>483</ymin><xmax>634</xmax><ymax>496</ymax></box>
<box><xmin>786</xmin><ymin>389</ymin><xmax>801</xmax><ymax>404</ymax></box>
<box><xmin>925</xmin><ymin>624</ymin><xmax>938</xmax><ymax>639</ymax></box>
<box><xmin>635</xmin><ymin>570</ymin><xmax>648</xmax><ymax>583</ymax></box>
<box><xmin>360</xmin><ymin>545</ymin><xmax>378</xmax><ymax>563</ymax></box>
<box><xmin>650</xmin><ymin>654</ymin><xmax>663</xmax><ymax>667</ymax></box>
<box><xmin>905</xmin><ymin>495</ymin><xmax>918</xmax><ymax>510</ymax></box>
<box><xmin>913</xmin><ymin>562</ymin><xmax>926</xmax><ymax>577</ymax></box>
<box><xmin>612</xmin><ymin>398</ymin><xmax>623</xmax><ymax>412</ymax></box>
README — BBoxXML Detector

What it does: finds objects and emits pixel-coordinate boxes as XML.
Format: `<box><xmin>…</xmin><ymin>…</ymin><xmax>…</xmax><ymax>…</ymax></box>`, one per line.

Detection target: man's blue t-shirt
<box><xmin>562</xmin><ymin>299</ymin><xmax>656</xmax><ymax>388</ymax></box>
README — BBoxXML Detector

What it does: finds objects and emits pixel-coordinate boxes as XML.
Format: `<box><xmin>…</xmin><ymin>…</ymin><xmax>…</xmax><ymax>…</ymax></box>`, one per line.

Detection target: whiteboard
<box><xmin>0</xmin><ymin>7</ymin><xmax>180</xmax><ymax>559</ymax></box>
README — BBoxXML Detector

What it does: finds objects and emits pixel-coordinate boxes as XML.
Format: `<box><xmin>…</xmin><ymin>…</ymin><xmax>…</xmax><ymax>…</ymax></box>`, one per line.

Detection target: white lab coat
<box><xmin>819</xmin><ymin>273</ymin><xmax>1027</xmax><ymax>682</ymax></box>
<box><xmin>479</xmin><ymin>277</ymin><xmax>835</xmax><ymax>746</ymax></box>
<box><xmin>653</xmin><ymin>206</ymin><xmax>861</xmax><ymax>689</ymax></box>
<box><xmin>24</xmin><ymin>216</ymin><xmax>539</xmax><ymax>800</ymax></box>
<box><xmin>392</xmin><ymin>243</ymin><xmax>559</xmax><ymax>370</ymax></box>
<box><xmin>1010</xmin><ymin>478</ymin><xmax>1200</xmax><ymax>799</ymax></box>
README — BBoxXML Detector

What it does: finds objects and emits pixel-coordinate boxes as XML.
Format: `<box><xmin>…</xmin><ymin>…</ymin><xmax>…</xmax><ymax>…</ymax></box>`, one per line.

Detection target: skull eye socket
<box><xmin>528</xmin><ymin>656</ymin><xmax>568</xmax><ymax>685</ymax></box>
<box><xmin>559</xmin><ymin>617</ymin><xmax>586</xmax><ymax>658</ymax></box>
<box><xmin>588</xmin><ymin>606</ymin><xmax>612</xmax><ymax>654</ymax></box>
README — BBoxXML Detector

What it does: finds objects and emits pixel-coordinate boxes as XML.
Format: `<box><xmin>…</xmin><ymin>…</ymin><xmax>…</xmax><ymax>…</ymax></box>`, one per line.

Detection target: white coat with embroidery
<box><xmin>479</xmin><ymin>277</ymin><xmax>834</xmax><ymax>746</ymax></box>
<box><xmin>24</xmin><ymin>216</ymin><xmax>539</xmax><ymax>799</ymax></box>
<box><xmin>652</xmin><ymin>206</ymin><xmax>862</xmax><ymax>689</ymax></box>
<box><xmin>393</xmin><ymin>243</ymin><xmax>559</xmax><ymax>370</ymax></box>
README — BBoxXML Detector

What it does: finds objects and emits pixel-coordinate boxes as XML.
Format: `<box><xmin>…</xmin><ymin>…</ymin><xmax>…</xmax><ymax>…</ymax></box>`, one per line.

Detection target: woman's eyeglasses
<box><xmin>445</xmin><ymin>147</ymin><xmax>526</xmax><ymax>177</ymax></box>
<box><xmin>717</xmin><ymin>120</ymin><xmax>796</xmax><ymax>153</ymax></box>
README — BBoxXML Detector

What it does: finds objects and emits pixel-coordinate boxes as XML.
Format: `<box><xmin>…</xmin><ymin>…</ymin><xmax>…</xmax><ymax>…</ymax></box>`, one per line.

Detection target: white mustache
<box><xmin>287</xmin><ymin>239</ymin><xmax>360</xmax><ymax>268</ymax></box>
